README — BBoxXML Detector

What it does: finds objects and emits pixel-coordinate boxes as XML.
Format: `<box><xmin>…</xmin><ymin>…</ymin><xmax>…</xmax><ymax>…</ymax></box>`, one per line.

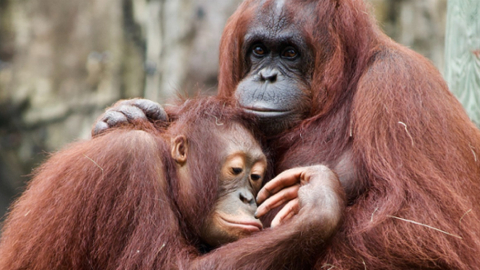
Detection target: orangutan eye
<box><xmin>250</xmin><ymin>174</ymin><xmax>261</xmax><ymax>181</ymax></box>
<box><xmin>281</xmin><ymin>47</ymin><xmax>298</xmax><ymax>59</ymax></box>
<box><xmin>252</xmin><ymin>45</ymin><xmax>267</xmax><ymax>57</ymax></box>
<box><xmin>232</xmin><ymin>167</ymin><xmax>243</xmax><ymax>175</ymax></box>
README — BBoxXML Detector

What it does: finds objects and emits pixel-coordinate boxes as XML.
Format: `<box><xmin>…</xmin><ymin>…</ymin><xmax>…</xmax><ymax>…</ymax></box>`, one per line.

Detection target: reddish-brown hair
<box><xmin>218</xmin><ymin>0</ymin><xmax>480</xmax><ymax>269</ymax></box>
<box><xmin>0</xmin><ymin>97</ymin><xmax>265</xmax><ymax>269</ymax></box>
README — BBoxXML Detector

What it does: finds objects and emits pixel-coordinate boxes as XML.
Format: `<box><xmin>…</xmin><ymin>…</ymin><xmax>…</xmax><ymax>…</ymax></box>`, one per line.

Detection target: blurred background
<box><xmin>0</xmin><ymin>0</ymin><xmax>451</xmax><ymax>220</ymax></box>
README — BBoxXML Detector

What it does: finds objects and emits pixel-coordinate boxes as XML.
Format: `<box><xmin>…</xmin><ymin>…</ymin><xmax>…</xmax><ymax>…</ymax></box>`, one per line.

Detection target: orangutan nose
<box><xmin>259</xmin><ymin>68</ymin><xmax>278</xmax><ymax>83</ymax></box>
<box><xmin>239</xmin><ymin>188</ymin><xmax>255</xmax><ymax>205</ymax></box>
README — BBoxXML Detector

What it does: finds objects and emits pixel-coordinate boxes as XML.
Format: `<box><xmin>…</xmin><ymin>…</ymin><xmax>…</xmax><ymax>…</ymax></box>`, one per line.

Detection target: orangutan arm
<box><xmin>191</xmin><ymin>165</ymin><xmax>346</xmax><ymax>270</ymax></box>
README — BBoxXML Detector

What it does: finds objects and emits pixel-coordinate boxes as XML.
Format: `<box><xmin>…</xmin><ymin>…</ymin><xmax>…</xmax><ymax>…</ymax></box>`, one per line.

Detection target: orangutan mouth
<box><xmin>242</xmin><ymin>107</ymin><xmax>291</xmax><ymax>118</ymax></box>
<box><xmin>219</xmin><ymin>216</ymin><xmax>263</xmax><ymax>232</ymax></box>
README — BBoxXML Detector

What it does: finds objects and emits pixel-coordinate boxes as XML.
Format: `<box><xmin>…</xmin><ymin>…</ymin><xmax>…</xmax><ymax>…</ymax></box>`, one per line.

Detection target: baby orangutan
<box><xmin>0</xmin><ymin>97</ymin><xmax>344</xmax><ymax>270</ymax></box>
<box><xmin>0</xmin><ymin>97</ymin><xmax>267</xmax><ymax>269</ymax></box>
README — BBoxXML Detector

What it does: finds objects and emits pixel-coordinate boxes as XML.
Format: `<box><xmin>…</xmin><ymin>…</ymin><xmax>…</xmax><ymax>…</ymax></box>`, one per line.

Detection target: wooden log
<box><xmin>444</xmin><ymin>0</ymin><xmax>480</xmax><ymax>126</ymax></box>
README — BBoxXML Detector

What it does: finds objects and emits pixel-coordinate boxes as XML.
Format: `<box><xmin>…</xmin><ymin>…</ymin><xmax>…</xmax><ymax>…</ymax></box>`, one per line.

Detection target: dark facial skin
<box><xmin>172</xmin><ymin>123</ymin><xmax>267</xmax><ymax>248</ymax></box>
<box><xmin>235</xmin><ymin>4</ymin><xmax>314</xmax><ymax>135</ymax></box>
<box><xmin>234</xmin><ymin>1</ymin><xmax>359</xmax><ymax>203</ymax></box>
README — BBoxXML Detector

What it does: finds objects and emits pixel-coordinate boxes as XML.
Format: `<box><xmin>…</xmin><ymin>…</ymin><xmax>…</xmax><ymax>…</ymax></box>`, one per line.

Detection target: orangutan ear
<box><xmin>171</xmin><ymin>135</ymin><xmax>188</xmax><ymax>165</ymax></box>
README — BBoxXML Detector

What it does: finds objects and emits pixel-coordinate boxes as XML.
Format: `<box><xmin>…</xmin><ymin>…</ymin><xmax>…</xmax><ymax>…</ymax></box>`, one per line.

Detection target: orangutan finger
<box><xmin>271</xmin><ymin>198</ymin><xmax>300</xmax><ymax>228</ymax></box>
<box><xmin>255</xmin><ymin>184</ymin><xmax>299</xmax><ymax>218</ymax></box>
<box><xmin>257</xmin><ymin>167</ymin><xmax>306</xmax><ymax>204</ymax></box>
<box><xmin>134</xmin><ymin>99</ymin><xmax>168</xmax><ymax>122</ymax></box>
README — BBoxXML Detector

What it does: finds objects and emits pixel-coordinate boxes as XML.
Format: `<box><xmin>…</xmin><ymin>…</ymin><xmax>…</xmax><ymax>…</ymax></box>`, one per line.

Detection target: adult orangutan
<box><xmin>93</xmin><ymin>0</ymin><xmax>480</xmax><ymax>269</ymax></box>
<box><xmin>0</xmin><ymin>97</ymin><xmax>345</xmax><ymax>270</ymax></box>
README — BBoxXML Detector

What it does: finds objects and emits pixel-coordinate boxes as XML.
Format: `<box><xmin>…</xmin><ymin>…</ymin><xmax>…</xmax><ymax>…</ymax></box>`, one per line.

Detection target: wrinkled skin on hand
<box><xmin>255</xmin><ymin>165</ymin><xmax>346</xmax><ymax>232</ymax></box>
<box><xmin>92</xmin><ymin>99</ymin><xmax>168</xmax><ymax>136</ymax></box>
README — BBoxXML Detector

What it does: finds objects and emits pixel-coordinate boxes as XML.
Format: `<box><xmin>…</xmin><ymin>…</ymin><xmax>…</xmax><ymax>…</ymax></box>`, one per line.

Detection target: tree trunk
<box><xmin>444</xmin><ymin>0</ymin><xmax>480</xmax><ymax>126</ymax></box>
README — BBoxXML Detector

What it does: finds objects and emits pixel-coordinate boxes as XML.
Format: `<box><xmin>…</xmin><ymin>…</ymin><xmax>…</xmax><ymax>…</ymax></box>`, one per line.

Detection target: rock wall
<box><xmin>370</xmin><ymin>0</ymin><xmax>447</xmax><ymax>74</ymax></box>
<box><xmin>0</xmin><ymin>0</ymin><xmax>145</xmax><ymax>214</ymax></box>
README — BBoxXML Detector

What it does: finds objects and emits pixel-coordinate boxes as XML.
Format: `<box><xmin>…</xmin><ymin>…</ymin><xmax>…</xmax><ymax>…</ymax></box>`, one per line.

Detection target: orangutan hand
<box><xmin>92</xmin><ymin>98</ymin><xmax>168</xmax><ymax>136</ymax></box>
